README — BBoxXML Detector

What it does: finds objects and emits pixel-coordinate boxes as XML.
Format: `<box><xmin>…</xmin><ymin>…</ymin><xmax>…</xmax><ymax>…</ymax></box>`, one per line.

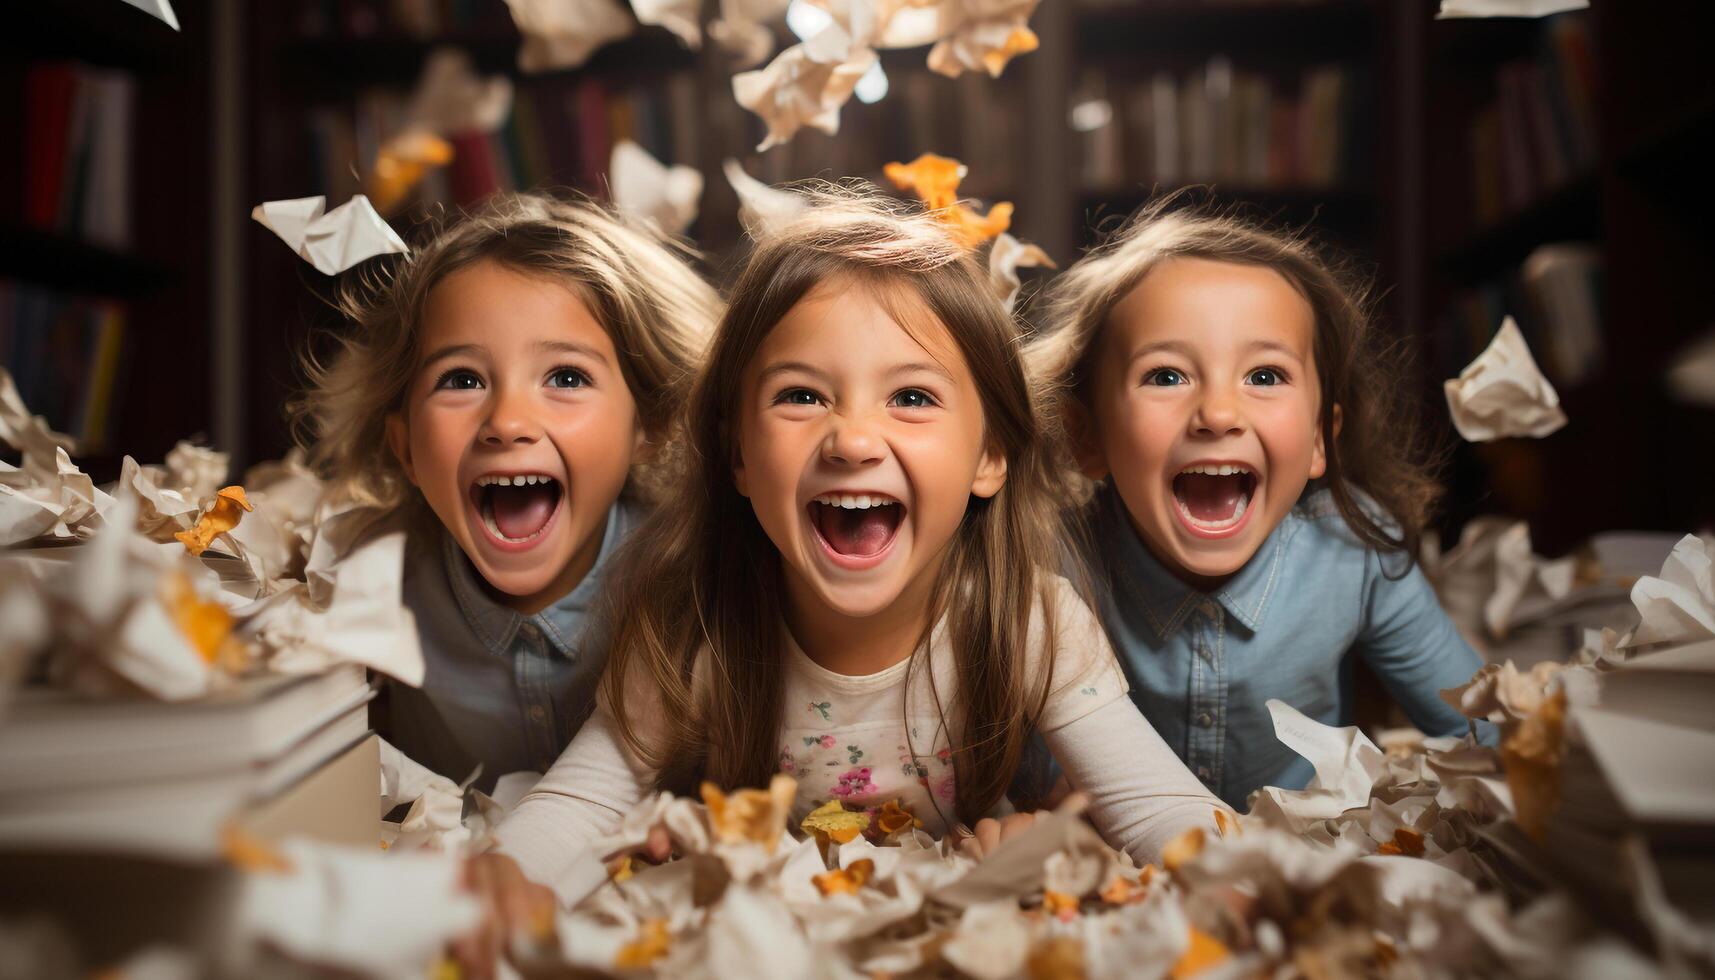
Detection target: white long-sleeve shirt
<box><xmin>495</xmin><ymin>576</ymin><xmax>1226</xmax><ymax>903</ymax></box>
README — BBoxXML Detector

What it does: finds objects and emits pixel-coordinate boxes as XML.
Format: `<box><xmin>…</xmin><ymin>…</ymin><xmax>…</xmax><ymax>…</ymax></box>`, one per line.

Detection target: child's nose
<box><xmin>1192</xmin><ymin>383</ymin><xmax>1245</xmax><ymax>437</ymax></box>
<box><xmin>479</xmin><ymin>385</ymin><xmax>542</xmax><ymax>445</ymax></box>
<box><xmin>822</xmin><ymin>413</ymin><xmax>885</xmax><ymax>466</ymax></box>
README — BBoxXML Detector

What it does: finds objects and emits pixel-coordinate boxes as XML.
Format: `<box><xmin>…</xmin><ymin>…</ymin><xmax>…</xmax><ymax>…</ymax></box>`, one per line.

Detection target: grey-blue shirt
<box><xmin>1084</xmin><ymin>482</ymin><xmax>1484</xmax><ymax>810</ymax></box>
<box><xmin>383</xmin><ymin>498</ymin><xmax>639</xmax><ymax>792</ymax></box>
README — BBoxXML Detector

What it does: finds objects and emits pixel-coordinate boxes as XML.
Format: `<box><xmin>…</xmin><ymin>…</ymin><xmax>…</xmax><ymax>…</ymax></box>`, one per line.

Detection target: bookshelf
<box><xmin>1407</xmin><ymin>0</ymin><xmax>1715</xmax><ymax>554</ymax></box>
<box><xmin>2</xmin><ymin>0</ymin><xmax>215</xmax><ymax>482</ymax></box>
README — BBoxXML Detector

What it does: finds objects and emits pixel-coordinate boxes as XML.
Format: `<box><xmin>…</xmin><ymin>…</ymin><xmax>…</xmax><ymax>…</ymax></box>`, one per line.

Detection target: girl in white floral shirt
<box><xmin>483</xmin><ymin>188</ymin><xmax>1227</xmax><ymax>911</ymax></box>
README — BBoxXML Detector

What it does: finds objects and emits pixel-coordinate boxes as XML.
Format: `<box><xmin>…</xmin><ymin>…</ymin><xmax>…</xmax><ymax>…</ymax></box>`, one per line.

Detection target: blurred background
<box><xmin>3</xmin><ymin>0</ymin><xmax>1713</xmax><ymax>555</ymax></box>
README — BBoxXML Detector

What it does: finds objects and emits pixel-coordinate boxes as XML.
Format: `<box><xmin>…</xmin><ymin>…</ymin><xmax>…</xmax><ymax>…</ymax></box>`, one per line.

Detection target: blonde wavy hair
<box><xmin>601</xmin><ymin>185</ymin><xmax>1079</xmax><ymax>825</ymax></box>
<box><xmin>292</xmin><ymin>192</ymin><xmax>722</xmax><ymax>511</ymax></box>
<box><xmin>1025</xmin><ymin>199</ymin><xmax>1441</xmax><ymax>562</ymax></box>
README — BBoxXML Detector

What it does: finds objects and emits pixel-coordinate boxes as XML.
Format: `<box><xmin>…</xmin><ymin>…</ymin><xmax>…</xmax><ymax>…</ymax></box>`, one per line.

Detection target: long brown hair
<box><xmin>601</xmin><ymin>187</ymin><xmax>1073</xmax><ymax>825</ymax></box>
<box><xmin>1025</xmin><ymin>197</ymin><xmax>1442</xmax><ymax>567</ymax></box>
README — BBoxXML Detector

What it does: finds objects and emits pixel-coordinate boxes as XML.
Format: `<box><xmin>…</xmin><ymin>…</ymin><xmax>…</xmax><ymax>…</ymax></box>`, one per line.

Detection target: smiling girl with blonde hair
<box><xmin>482</xmin><ymin>187</ymin><xmax>1225</xmax><ymax>909</ymax></box>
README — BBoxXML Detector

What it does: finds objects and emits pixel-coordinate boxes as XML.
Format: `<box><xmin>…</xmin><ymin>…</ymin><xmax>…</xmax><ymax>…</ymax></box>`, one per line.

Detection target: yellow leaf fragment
<box><xmin>221</xmin><ymin>825</ymin><xmax>293</xmax><ymax>873</ymax></box>
<box><xmin>614</xmin><ymin>918</ymin><xmax>671</xmax><ymax>969</ymax></box>
<box><xmin>1502</xmin><ymin>689</ymin><xmax>1567</xmax><ymax>841</ymax></box>
<box><xmin>369</xmin><ymin>131</ymin><xmax>455</xmax><ymax>214</ymax></box>
<box><xmin>1162</xmin><ymin>827</ymin><xmax>1206</xmax><ymax>873</ymax></box>
<box><xmin>161</xmin><ymin>571</ymin><xmax>236</xmax><ymax>664</ymax></box>
<box><xmin>1376</xmin><ymin>827</ymin><xmax>1426</xmax><ymax>857</ymax></box>
<box><xmin>1170</xmin><ymin>927</ymin><xmax>1231</xmax><ymax>979</ymax></box>
<box><xmin>801</xmin><ymin>798</ymin><xmax>871</xmax><ymax>845</ymax></box>
<box><xmin>175</xmin><ymin>485</ymin><xmax>253</xmax><ymax>556</ymax></box>
<box><xmin>883</xmin><ymin>152</ymin><xmax>1012</xmax><ymax>247</ymax></box>
<box><xmin>1213</xmin><ymin>807</ymin><xmax>1241</xmax><ymax>838</ymax></box>
<box><xmin>874</xmin><ymin>799</ymin><xmax>922</xmax><ymax>836</ymax></box>
<box><xmin>1098</xmin><ymin>865</ymin><xmax>1156</xmax><ymax>905</ymax></box>
<box><xmin>813</xmin><ymin>857</ymin><xmax>876</xmax><ymax>896</ymax></box>
<box><xmin>609</xmin><ymin>854</ymin><xmax>635</xmax><ymax>882</ymax></box>
<box><xmin>1026</xmin><ymin>936</ymin><xmax>1084</xmax><ymax>980</ymax></box>
<box><xmin>1042</xmin><ymin>889</ymin><xmax>1080</xmax><ymax>921</ymax></box>
<box><xmin>702</xmin><ymin>773</ymin><xmax>797</xmax><ymax>850</ymax></box>
<box><xmin>981</xmin><ymin>26</ymin><xmax>1039</xmax><ymax>77</ymax></box>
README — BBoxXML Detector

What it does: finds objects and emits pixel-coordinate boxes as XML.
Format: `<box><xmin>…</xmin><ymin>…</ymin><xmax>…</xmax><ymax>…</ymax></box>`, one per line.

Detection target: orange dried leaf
<box><xmin>175</xmin><ymin>485</ymin><xmax>253</xmax><ymax>556</ymax></box>
<box><xmin>1139</xmin><ymin>864</ymin><xmax>1159</xmax><ymax>887</ymax></box>
<box><xmin>702</xmin><ymin>774</ymin><xmax>797</xmax><ymax>850</ymax></box>
<box><xmin>884</xmin><ymin>152</ymin><xmax>967</xmax><ymax>209</ymax></box>
<box><xmin>980</xmin><ymin>26</ymin><xmax>1040</xmax><ymax>78</ymax></box>
<box><xmin>1162</xmin><ymin>827</ymin><xmax>1206</xmax><ymax>873</ymax></box>
<box><xmin>874</xmin><ymin>799</ymin><xmax>922</xmax><ymax>836</ymax></box>
<box><xmin>801</xmin><ymin>798</ymin><xmax>871</xmax><ymax>845</ymax></box>
<box><xmin>1042</xmin><ymin>889</ymin><xmax>1080</xmax><ymax>921</ymax></box>
<box><xmin>609</xmin><ymin>854</ymin><xmax>635</xmax><ymax>882</ymax></box>
<box><xmin>1098</xmin><ymin>870</ymin><xmax>1152</xmax><ymax>905</ymax></box>
<box><xmin>1502</xmin><ymin>689</ymin><xmax>1567</xmax><ymax>841</ymax></box>
<box><xmin>161</xmin><ymin>571</ymin><xmax>235</xmax><ymax>663</ymax></box>
<box><xmin>1170</xmin><ymin>927</ymin><xmax>1230</xmax><ymax>979</ymax></box>
<box><xmin>1026</xmin><ymin>936</ymin><xmax>1084</xmax><ymax>980</ymax></box>
<box><xmin>1376</xmin><ymin>828</ymin><xmax>1426</xmax><ymax>857</ymax></box>
<box><xmin>614</xmin><ymin>919</ymin><xmax>671</xmax><ymax>969</ymax></box>
<box><xmin>221</xmin><ymin>825</ymin><xmax>293</xmax><ymax>873</ymax></box>
<box><xmin>369</xmin><ymin>131</ymin><xmax>455</xmax><ymax>214</ymax></box>
<box><xmin>1213</xmin><ymin>808</ymin><xmax>1241</xmax><ymax>838</ymax></box>
<box><xmin>813</xmin><ymin>857</ymin><xmax>876</xmax><ymax>897</ymax></box>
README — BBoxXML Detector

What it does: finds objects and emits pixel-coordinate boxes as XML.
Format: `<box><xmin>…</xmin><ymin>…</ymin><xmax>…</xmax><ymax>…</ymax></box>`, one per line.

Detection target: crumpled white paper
<box><xmin>252</xmin><ymin>195</ymin><xmax>409</xmax><ymax>276</ymax></box>
<box><xmin>631</xmin><ymin>0</ymin><xmax>704</xmax><ymax>48</ymax></box>
<box><xmin>732</xmin><ymin>13</ymin><xmax>878</xmax><ymax>151</ymax></box>
<box><xmin>922</xmin><ymin>0</ymin><xmax>1040</xmax><ymax>79</ymax></box>
<box><xmin>708</xmin><ymin>0</ymin><xmax>792</xmax><ymax>67</ymax></box>
<box><xmin>610</xmin><ymin>140</ymin><xmax>703</xmax><ymax>236</ymax></box>
<box><xmin>1623</xmin><ymin>534</ymin><xmax>1715</xmax><ymax>649</ymax></box>
<box><xmin>722</xmin><ymin>158</ymin><xmax>808</xmax><ymax>239</ymax></box>
<box><xmin>404</xmin><ymin>47</ymin><xmax>513</xmax><ymax>137</ymax></box>
<box><xmin>1438</xmin><ymin>0</ymin><xmax>1587</xmax><ymax>17</ymax></box>
<box><xmin>0</xmin><ymin>367</ymin><xmax>110</xmax><ymax>545</ymax></box>
<box><xmin>118</xmin><ymin>0</ymin><xmax>180</xmax><ymax>30</ymax></box>
<box><xmin>504</xmin><ymin>0</ymin><xmax>637</xmax><ymax>73</ymax></box>
<box><xmin>987</xmin><ymin>231</ymin><xmax>1054</xmax><ymax>313</ymax></box>
<box><xmin>1444</xmin><ymin>316</ymin><xmax>1568</xmax><ymax>441</ymax></box>
<box><xmin>1245</xmin><ymin>699</ymin><xmax>1389</xmax><ymax>833</ymax></box>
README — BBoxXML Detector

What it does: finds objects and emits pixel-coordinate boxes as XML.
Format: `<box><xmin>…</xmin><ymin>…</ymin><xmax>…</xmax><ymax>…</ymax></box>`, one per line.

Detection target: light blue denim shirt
<box><xmin>1083</xmin><ymin>481</ymin><xmax>1484</xmax><ymax>810</ymax></box>
<box><xmin>382</xmin><ymin>497</ymin><xmax>639</xmax><ymax>792</ymax></box>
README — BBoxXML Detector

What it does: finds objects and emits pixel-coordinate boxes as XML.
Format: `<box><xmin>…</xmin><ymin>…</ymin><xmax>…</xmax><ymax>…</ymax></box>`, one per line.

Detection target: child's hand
<box><xmin>451</xmin><ymin>851</ymin><xmax>559</xmax><ymax>980</ymax></box>
<box><xmin>955</xmin><ymin>791</ymin><xmax>1091</xmax><ymax>860</ymax></box>
<box><xmin>602</xmin><ymin>822</ymin><xmax>673</xmax><ymax>865</ymax></box>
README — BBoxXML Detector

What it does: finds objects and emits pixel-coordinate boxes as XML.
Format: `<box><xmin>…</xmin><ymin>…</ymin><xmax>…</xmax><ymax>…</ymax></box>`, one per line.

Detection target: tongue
<box><xmin>490</xmin><ymin>484</ymin><xmax>556</xmax><ymax>539</ymax></box>
<box><xmin>818</xmin><ymin>505</ymin><xmax>898</xmax><ymax>557</ymax></box>
<box><xmin>1176</xmin><ymin>474</ymin><xmax>1247</xmax><ymax>522</ymax></box>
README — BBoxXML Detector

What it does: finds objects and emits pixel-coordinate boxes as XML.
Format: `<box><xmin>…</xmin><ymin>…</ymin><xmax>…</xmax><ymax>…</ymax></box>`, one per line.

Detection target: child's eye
<box><xmin>434</xmin><ymin>369</ymin><xmax>483</xmax><ymax>391</ymax></box>
<box><xmin>1246</xmin><ymin>367</ymin><xmax>1285</xmax><ymax>386</ymax></box>
<box><xmin>547</xmin><ymin>367</ymin><xmax>592</xmax><ymax>389</ymax></box>
<box><xmin>1142</xmin><ymin>368</ymin><xmax>1186</xmax><ymax>387</ymax></box>
<box><xmin>774</xmin><ymin>387</ymin><xmax>822</xmax><ymax>407</ymax></box>
<box><xmin>890</xmin><ymin>388</ymin><xmax>937</xmax><ymax>409</ymax></box>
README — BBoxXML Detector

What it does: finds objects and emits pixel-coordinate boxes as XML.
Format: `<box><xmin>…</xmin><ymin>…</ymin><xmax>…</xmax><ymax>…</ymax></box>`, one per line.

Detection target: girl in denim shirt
<box><xmin>1025</xmin><ymin>201</ymin><xmax>1485</xmax><ymax>809</ymax></box>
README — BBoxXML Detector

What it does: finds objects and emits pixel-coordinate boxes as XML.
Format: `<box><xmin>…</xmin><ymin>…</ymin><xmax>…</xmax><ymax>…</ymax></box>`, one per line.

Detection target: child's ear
<box><xmin>385</xmin><ymin>412</ymin><xmax>418</xmax><ymax>487</ymax></box>
<box><xmin>731</xmin><ymin>441</ymin><xmax>750</xmax><ymax>498</ymax></box>
<box><xmin>1065</xmin><ymin>398</ymin><xmax>1110</xmax><ymax>481</ymax></box>
<box><xmin>970</xmin><ymin>440</ymin><xmax>1009</xmax><ymax>499</ymax></box>
<box><xmin>1310</xmin><ymin>403</ymin><xmax>1341</xmax><ymax>480</ymax></box>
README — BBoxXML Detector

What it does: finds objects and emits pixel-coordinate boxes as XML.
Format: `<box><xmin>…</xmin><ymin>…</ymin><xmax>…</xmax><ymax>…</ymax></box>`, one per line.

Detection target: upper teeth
<box><xmin>1180</xmin><ymin>464</ymin><xmax>1252</xmax><ymax>477</ymax></box>
<box><xmin>813</xmin><ymin>493</ymin><xmax>895</xmax><ymax>510</ymax></box>
<box><xmin>476</xmin><ymin>474</ymin><xmax>554</xmax><ymax>487</ymax></box>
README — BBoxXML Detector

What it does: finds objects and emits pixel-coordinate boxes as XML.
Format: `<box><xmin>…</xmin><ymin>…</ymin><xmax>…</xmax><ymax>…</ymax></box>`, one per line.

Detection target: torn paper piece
<box><xmin>631</xmin><ymin>0</ymin><xmax>703</xmax><ymax>48</ymax></box>
<box><xmin>234</xmin><ymin>839</ymin><xmax>480</xmax><ymax>978</ymax></box>
<box><xmin>162</xmin><ymin>441</ymin><xmax>230</xmax><ymax>505</ymax></box>
<box><xmin>0</xmin><ymin>366</ymin><xmax>78</xmax><ymax>463</ymax></box>
<box><xmin>1437</xmin><ymin>0</ymin><xmax>1587</xmax><ymax>17</ymax></box>
<box><xmin>1247</xmin><ymin>699</ymin><xmax>1388</xmax><ymax>832</ymax></box>
<box><xmin>1444</xmin><ymin>316</ymin><xmax>1567</xmax><ymax>441</ymax></box>
<box><xmin>884</xmin><ymin>152</ymin><xmax>1013</xmax><ymax>247</ymax></box>
<box><xmin>504</xmin><ymin>0</ymin><xmax>637</xmax><ymax>73</ymax></box>
<box><xmin>722</xmin><ymin>159</ymin><xmax>807</xmax><ymax>239</ymax></box>
<box><xmin>988</xmin><ymin>232</ymin><xmax>1054</xmax><ymax>312</ymax></box>
<box><xmin>405</xmin><ymin>48</ymin><xmax>514</xmax><ymax>137</ymax></box>
<box><xmin>732</xmin><ymin>20</ymin><xmax>877</xmax><ymax>151</ymax></box>
<box><xmin>0</xmin><ymin>447</ymin><xmax>110</xmax><ymax>546</ymax></box>
<box><xmin>252</xmin><ymin>195</ymin><xmax>408</xmax><ymax>275</ymax></box>
<box><xmin>709</xmin><ymin>0</ymin><xmax>791</xmax><ymax>67</ymax></box>
<box><xmin>609</xmin><ymin>140</ymin><xmax>703</xmax><ymax>236</ymax></box>
<box><xmin>1487</xmin><ymin>520</ymin><xmax>1575</xmax><ymax>639</ymax></box>
<box><xmin>119</xmin><ymin>0</ymin><xmax>180</xmax><ymax>30</ymax></box>
<box><xmin>1625</xmin><ymin>534</ymin><xmax>1715</xmax><ymax>648</ymax></box>
<box><xmin>927</xmin><ymin>3</ymin><xmax>1040</xmax><ymax>79</ymax></box>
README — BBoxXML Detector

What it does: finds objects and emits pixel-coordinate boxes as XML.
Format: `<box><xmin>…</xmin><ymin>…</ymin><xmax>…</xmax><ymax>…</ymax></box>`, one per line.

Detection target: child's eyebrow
<box><xmin>756</xmin><ymin>360</ymin><xmax>833</xmax><ymax>386</ymax></box>
<box><xmin>534</xmin><ymin>339</ymin><xmax>612</xmax><ymax>364</ymax></box>
<box><xmin>887</xmin><ymin>361</ymin><xmax>956</xmax><ymax>384</ymax></box>
<box><xmin>1243</xmin><ymin>339</ymin><xmax>1306</xmax><ymax>362</ymax></box>
<box><xmin>420</xmin><ymin>342</ymin><xmax>483</xmax><ymax>367</ymax></box>
<box><xmin>1125</xmin><ymin>339</ymin><xmax>1196</xmax><ymax>365</ymax></box>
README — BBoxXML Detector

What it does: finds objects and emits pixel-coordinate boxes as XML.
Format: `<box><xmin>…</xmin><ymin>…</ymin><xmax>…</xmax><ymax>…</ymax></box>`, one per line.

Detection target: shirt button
<box><xmin>1197</xmin><ymin>711</ymin><xmax>1214</xmax><ymax>728</ymax></box>
<box><xmin>1197</xmin><ymin>766</ymin><xmax>1212</xmax><ymax>782</ymax></box>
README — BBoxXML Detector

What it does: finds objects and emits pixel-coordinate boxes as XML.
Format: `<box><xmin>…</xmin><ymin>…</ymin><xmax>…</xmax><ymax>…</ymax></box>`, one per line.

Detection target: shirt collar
<box><xmin>443</xmin><ymin>497</ymin><xmax>634</xmax><ymax>658</ymax></box>
<box><xmin>1099</xmin><ymin>481</ymin><xmax>1301</xmax><ymax>640</ymax></box>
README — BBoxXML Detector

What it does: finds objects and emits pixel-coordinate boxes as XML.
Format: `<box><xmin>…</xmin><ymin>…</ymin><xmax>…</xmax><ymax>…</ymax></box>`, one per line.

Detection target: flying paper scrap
<box><xmin>252</xmin><ymin>195</ymin><xmax>408</xmax><ymax>276</ymax></box>
<box><xmin>732</xmin><ymin>16</ymin><xmax>877</xmax><ymax>151</ymax></box>
<box><xmin>722</xmin><ymin>159</ymin><xmax>807</xmax><ymax>239</ymax></box>
<box><xmin>504</xmin><ymin>0</ymin><xmax>636</xmax><ymax>73</ymax></box>
<box><xmin>1444</xmin><ymin>316</ymin><xmax>1567</xmax><ymax>441</ymax></box>
<box><xmin>1438</xmin><ymin>0</ymin><xmax>1587</xmax><ymax>17</ymax></box>
<box><xmin>988</xmin><ymin>232</ymin><xmax>1054</xmax><ymax>312</ymax></box>
<box><xmin>609</xmin><ymin>140</ymin><xmax>703</xmax><ymax>236</ymax></box>
<box><xmin>119</xmin><ymin>0</ymin><xmax>180</xmax><ymax>30</ymax></box>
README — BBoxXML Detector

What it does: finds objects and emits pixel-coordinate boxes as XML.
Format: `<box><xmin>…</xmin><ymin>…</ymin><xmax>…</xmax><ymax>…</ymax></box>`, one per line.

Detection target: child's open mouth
<box><xmin>807</xmin><ymin>492</ymin><xmax>905</xmax><ymax>565</ymax></box>
<box><xmin>1172</xmin><ymin>463</ymin><xmax>1257</xmax><ymax>535</ymax></box>
<box><xmin>470</xmin><ymin>473</ymin><xmax>563</xmax><ymax>546</ymax></box>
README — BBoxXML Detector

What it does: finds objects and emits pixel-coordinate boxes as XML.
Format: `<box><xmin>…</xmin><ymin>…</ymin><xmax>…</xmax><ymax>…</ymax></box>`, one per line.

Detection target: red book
<box><xmin>446</xmin><ymin>130</ymin><xmax>500</xmax><ymax>207</ymax></box>
<box><xmin>24</xmin><ymin>63</ymin><xmax>78</xmax><ymax>230</ymax></box>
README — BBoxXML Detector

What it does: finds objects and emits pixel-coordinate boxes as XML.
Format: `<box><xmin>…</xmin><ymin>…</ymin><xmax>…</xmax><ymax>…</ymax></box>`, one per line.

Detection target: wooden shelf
<box><xmin>281</xmin><ymin>27</ymin><xmax>697</xmax><ymax>93</ymax></box>
<box><xmin>1075</xmin><ymin>0</ymin><xmax>1380</xmax><ymax>64</ymax></box>
<box><xmin>1433</xmin><ymin>173</ymin><xmax>1599</xmax><ymax>282</ymax></box>
<box><xmin>4</xmin><ymin>0</ymin><xmax>185</xmax><ymax>73</ymax></box>
<box><xmin>0</xmin><ymin>225</ymin><xmax>175</xmax><ymax>298</ymax></box>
